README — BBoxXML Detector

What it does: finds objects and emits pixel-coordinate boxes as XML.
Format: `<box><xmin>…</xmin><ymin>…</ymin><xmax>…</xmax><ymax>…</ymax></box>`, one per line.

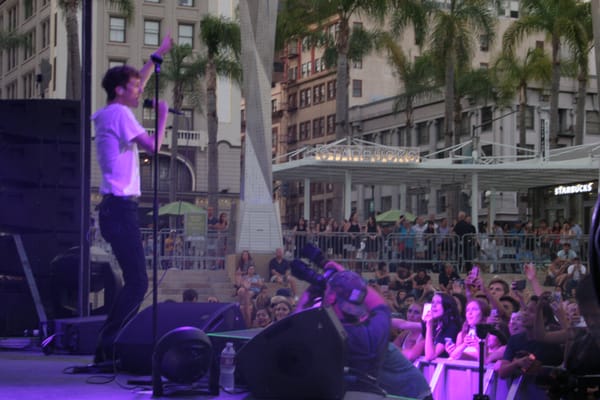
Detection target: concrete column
<box><xmin>344</xmin><ymin>171</ymin><xmax>352</xmax><ymax>219</ymax></box>
<box><xmin>304</xmin><ymin>178</ymin><xmax>310</xmax><ymax>220</ymax></box>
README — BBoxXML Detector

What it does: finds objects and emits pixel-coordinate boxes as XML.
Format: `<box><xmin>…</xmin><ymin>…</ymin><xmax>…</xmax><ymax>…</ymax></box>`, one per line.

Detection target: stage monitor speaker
<box><xmin>237</xmin><ymin>306</ymin><xmax>347</xmax><ymax>400</ymax></box>
<box><xmin>114</xmin><ymin>302</ymin><xmax>245</xmax><ymax>375</ymax></box>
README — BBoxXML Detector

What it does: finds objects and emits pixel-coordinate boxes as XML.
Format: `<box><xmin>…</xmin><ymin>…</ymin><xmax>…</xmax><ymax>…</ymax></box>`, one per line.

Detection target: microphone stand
<box><xmin>150</xmin><ymin>53</ymin><xmax>163</xmax><ymax>398</ymax></box>
<box><xmin>474</xmin><ymin>325</ymin><xmax>490</xmax><ymax>400</ymax></box>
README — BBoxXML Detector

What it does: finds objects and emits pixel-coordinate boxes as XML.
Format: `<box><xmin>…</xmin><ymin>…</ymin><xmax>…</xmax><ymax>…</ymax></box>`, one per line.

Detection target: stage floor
<box><xmin>0</xmin><ymin>349</ymin><xmax>245</xmax><ymax>400</ymax></box>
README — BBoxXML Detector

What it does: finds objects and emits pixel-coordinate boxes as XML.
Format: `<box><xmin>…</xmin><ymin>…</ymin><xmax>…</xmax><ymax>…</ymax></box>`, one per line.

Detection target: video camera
<box><xmin>291</xmin><ymin>243</ymin><xmax>337</xmax><ymax>291</ymax></box>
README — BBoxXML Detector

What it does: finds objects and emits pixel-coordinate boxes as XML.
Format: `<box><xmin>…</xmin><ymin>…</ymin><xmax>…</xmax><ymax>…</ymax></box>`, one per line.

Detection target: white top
<box><xmin>567</xmin><ymin>263</ymin><xmax>587</xmax><ymax>280</ymax></box>
<box><xmin>92</xmin><ymin>103</ymin><xmax>145</xmax><ymax>197</ymax></box>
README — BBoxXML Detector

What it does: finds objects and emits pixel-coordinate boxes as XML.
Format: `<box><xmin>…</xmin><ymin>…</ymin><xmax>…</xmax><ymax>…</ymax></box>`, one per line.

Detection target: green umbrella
<box><xmin>150</xmin><ymin>201</ymin><xmax>203</xmax><ymax>216</ymax></box>
<box><xmin>375</xmin><ymin>209</ymin><xmax>416</xmax><ymax>224</ymax></box>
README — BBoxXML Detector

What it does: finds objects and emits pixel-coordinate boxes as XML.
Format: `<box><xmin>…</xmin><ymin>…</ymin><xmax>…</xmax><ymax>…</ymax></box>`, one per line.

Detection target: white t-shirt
<box><xmin>567</xmin><ymin>263</ymin><xmax>587</xmax><ymax>281</ymax></box>
<box><xmin>93</xmin><ymin>103</ymin><xmax>145</xmax><ymax>197</ymax></box>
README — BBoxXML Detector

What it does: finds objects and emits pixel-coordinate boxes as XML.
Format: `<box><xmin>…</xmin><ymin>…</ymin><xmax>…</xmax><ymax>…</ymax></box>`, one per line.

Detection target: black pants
<box><xmin>96</xmin><ymin>195</ymin><xmax>148</xmax><ymax>359</ymax></box>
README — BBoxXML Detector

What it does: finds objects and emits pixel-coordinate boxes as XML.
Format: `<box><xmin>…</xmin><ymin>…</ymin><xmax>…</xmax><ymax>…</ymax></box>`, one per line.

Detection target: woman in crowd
<box><xmin>293</xmin><ymin>216</ymin><xmax>309</xmax><ymax>258</ymax></box>
<box><xmin>486</xmin><ymin>322</ymin><xmax>509</xmax><ymax>363</ymax></box>
<box><xmin>423</xmin><ymin>292</ymin><xmax>462</xmax><ymax>361</ymax></box>
<box><xmin>393</xmin><ymin>302</ymin><xmax>425</xmax><ymax>362</ymax></box>
<box><xmin>271</xmin><ymin>298</ymin><xmax>293</xmax><ymax>322</ymax></box>
<box><xmin>447</xmin><ymin>298</ymin><xmax>490</xmax><ymax>361</ymax></box>
<box><xmin>252</xmin><ymin>307</ymin><xmax>272</xmax><ymax>328</ymax></box>
<box><xmin>237</xmin><ymin>265</ymin><xmax>264</xmax><ymax>327</ymax></box>
<box><xmin>365</xmin><ymin>214</ymin><xmax>382</xmax><ymax>270</ymax></box>
<box><xmin>235</xmin><ymin>250</ymin><xmax>255</xmax><ymax>289</ymax></box>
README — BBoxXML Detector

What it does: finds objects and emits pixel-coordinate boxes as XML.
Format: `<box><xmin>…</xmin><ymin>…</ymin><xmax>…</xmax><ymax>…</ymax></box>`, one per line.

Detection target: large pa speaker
<box><xmin>0</xmin><ymin>99</ymin><xmax>80</xmax><ymax>234</ymax></box>
<box><xmin>114</xmin><ymin>302</ymin><xmax>245</xmax><ymax>374</ymax></box>
<box><xmin>237</xmin><ymin>306</ymin><xmax>348</xmax><ymax>400</ymax></box>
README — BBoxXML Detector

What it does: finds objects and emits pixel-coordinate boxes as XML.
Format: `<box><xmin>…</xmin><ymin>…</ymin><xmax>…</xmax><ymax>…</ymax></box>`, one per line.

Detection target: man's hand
<box><xmin>156</xmin><ymin>32</ymin><xmax>173</xmax><ymax>57</ymax></box>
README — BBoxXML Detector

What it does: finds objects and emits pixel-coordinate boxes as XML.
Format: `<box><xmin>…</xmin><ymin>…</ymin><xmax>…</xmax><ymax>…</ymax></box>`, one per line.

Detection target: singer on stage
<box><xmin>92</xmin><ymin>34</ymin><xmax>172</xmax><ymax>364</ymax></box>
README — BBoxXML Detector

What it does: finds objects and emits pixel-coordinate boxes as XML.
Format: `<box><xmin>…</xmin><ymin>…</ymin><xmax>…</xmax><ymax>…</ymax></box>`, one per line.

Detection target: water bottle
<box><xmin>219</xmin><ymin>342</ymin><xmax>236</xmax><ymax>391</ymax></box>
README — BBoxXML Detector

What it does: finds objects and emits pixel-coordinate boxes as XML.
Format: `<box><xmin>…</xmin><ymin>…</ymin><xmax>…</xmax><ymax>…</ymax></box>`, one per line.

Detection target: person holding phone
<box><xmin>447</xmin><ymin>299</ymin><xmax>490</xmax><ymax>360</ymax></box>
<box><xmin>422</xmin><ymin>292</ymin><xmax>462</xmax><ymax>361</ymax></box>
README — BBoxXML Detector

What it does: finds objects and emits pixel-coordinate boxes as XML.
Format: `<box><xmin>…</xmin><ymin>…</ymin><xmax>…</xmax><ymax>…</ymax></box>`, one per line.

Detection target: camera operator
<box><xmin>294</xmin><ymin>244</ymin><xmax>431</xmax><ymax>400</ymax></box>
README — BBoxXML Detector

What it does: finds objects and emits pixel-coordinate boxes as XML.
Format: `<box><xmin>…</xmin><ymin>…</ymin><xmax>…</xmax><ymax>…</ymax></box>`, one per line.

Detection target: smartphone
<box><xmin>471</xmin><ymin>266</ymin><xmax>479</xmax><ymax>277</ymax></box>
<box><xmin>513</xmin><ymin>279</ymin><xmax>527</xmax><ymax>291</ymax></box>
<box><xmin>422</xmin><ymin>302</ymin><xmax>432</xmax><ymax>320</ymax></box>
<box><xmin>491</xmin><ymin>308</ymin><xmax>498</xmax><ymax>318</ymax></box>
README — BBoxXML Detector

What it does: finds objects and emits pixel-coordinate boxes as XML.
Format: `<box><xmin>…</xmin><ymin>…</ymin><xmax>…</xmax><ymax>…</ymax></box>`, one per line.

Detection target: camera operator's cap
<box><xmin>327</xmin><ymin>271</ymin><xmax>368</xmax><ymax>318</ymax></box>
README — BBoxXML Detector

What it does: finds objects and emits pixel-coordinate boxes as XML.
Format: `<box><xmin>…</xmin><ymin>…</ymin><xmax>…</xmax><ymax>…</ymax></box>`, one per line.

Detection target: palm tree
<box><xmin>453</xmin><ymin>67</ymin><xmax>496</xmax><ymax>144</ymax></box>
<box><xmin>570</xmin><ymin>2</ymin><xmax>593</xmax><ymax>145</ymax></box>
<box><xmin>58</xmin><ymin>0</ymin><xmax>134</xmax><ymax>99</ymax></box>
<box><xmin>503</xmin><ymin>0</ymin><xmax>589</xmax><ymax>148</ymax></box>
<box><xmin>304</xmin><ymin>0</ymin><xmax>390</xmax><ymax>140</ymax></box>
<box><xmin>160</xmin><ymin>45</ymin><xmax>205</xmax><ymax>226</ymax></box>
<box><xmin>492</xmin><ymin>48</ymin><xmax>552</xmax><ymax>149</ymax></box>
<box><xmin>381</xmin><ymin>34</ymin><xmax>438</xmax><ymax>141</ymax></box>
<box><xmin>427</xmin><ymin>0</ymin><xmax>496</xmax><ymax>150</ymax></box>
<box><xmin>198</xmin><ymin>15</ymin><xmax>242</xmax><ymax>211</ymax></box>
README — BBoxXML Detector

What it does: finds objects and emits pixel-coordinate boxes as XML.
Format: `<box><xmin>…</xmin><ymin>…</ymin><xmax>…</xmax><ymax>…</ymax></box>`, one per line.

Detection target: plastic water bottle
<box><xmin>219</xmin><ymin>342</ymin><xmax>236</xmax><ymax>391</ymax></box>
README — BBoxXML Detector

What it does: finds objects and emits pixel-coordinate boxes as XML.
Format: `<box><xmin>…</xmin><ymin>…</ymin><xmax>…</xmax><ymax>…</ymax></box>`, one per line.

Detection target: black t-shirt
<box><xmin>503</xmin><ymin>332</ymin><xmax>563</xmax><ymax>366</ymax></box>
<box><xmin>269</xmin><ymin>257</ymin><xmax>290</xmax><ymax>277</ymax></box>
<box><xmin>438</xmin><ymin>271</ymin><xmax>460</xmax><ymax>288</ymax></box>
<box><xmin>344</xmin><ymin>304</ymin><xmax>391</xmax><ymax>381</ymax></box>
<box><xmin>566</xmin><ymin>329</ymin><xmax>600</xmax><ymax>375</ymax></box>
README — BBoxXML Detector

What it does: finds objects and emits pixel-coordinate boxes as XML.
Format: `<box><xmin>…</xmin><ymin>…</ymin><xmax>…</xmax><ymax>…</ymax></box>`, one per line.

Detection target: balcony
<box><xmin>148</xmin><ymin>128</ymin><xmax>207</xmax><ymax>150</ymax></box>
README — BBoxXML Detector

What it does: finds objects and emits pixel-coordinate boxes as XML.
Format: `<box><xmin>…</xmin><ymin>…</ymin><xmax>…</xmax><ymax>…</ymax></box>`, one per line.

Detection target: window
<box><xmin>109</xmin><ymin>17</ymin><xmax>126</xmax><ymax>42</ymax></box>
<box><xmin>479</xmin><ymin>62</ymin><xmax>488</xmax><ymax>69</ymax></box>
<box><xmin>288</xmin><ymin>66</ymin><xmax>297</xmax><ymax>81</ymax></box>
<box><xmin>24</xmin><ymin>0</ymin><xmax>36</xmax><ymax>20</ymax></box>
<box><xmin>352</xmin><ymin>57</ymin><xmax>363</xmax><ymax>69</ymax></box>
<box><xmin>108</xmin><ymin>59</ymin><xmax>126</xmax><ymax>68</ymax></box>
<box><xmin>480</xmin><ymin>35</ymin><xmax>489</xmax><ymax>52</ymax></box>
<box><xmin>179</xmin><ymin>0</ymin><xmax>194</xmax><ymax>5</ymax></box>
<box><xmin>327</xmin><ymin>114</ymin><xmax>336</xmax><ymax>134</ymax></box>
<box><xmin>536</xmin><ymin>41</ymin><xmax>544</xmax><ymax>50</ymax></box>
<box><xmin>510</xmin><ymin>10</ymin><xmax>519</xmax><ymax>18</ymax></box>
<box><xmin>586</xmin><ymin>111</ymin><xmax>600</xmax><ymax>135</ymax></box>
<box><xmin>327</xmin><ymin>80</ymin><xmax>336</xmax><ymax>100</ymax></box>
<box><xmin>41</xmin><ymin>18</ymin><xmax>51</xmax><ymax>49</ymax></box>
<box><xmin>436</xmin><ymin>190</ymin><xmax>447</xmax><ymax>213</ymax></box>
<box><xmin>436</xmin><ymin>118</ymin><xmax>444</xmax><ymax>142</ymax></box>
<box><xmin>313</xmin><ymin>117</ymin><xmax>325</xmax><ymax>138</ymax></box>
<box><xmin>271</xmin><ymin>98</ymin><xmax>277</xmax><ymax>113</ymax></box>
<box><xmin>481</xmin><ymin>106</ymin><xmax>493</xmax><ymax>131</ymax></box>
<box><xmin>287</xmin><ymin>93</ymin><xmax>297</xmax><ymax>110</ymax></box>
<box><xmin>301</xmin><ymin>62</ymin><xmax>311</xmax><ymax>78</ymax></box>
<box><xmin>516</xmin><ymin>105</ymin><xmax>534</xmax><ymax>129</ymax></box>
<box><xmin>22</xmin><ymin>71</ymin><xmax>35</xmax><ymax>98</ymax></box>
<box><xmin>417</xmin><ymin>122</ymin><xmax>429</xmax><ymax>145</ymax></box>
<box><xmin>301</xmin><ymin>37</ymin><xmax>310</xmax><ymax>52</ymax></box>
<box><xmin>178</xmin><ymin>24</ymin><xmax>194</xmax><ymax>47</ymax></box>
<box><xmin>8</xmin><ymin>6</ymin><xmax>17</xmax><ymax>31</ymax></box>
<box><xmin>7</xmin><ymin>47</ymin><xmax>18</xmax><ymax>71</ymax></box>
<box><xmin>313</xmin><ymin>84</ymin><xmax>325</xmax><ymax>104</ymax></box>
<box><xmin>299</xmin><ymin>88</ymin><xmax>311</xmax><ymax>108</ymax></box>
<box><xmin>352</xmin><ymin>79</ymin><xmax>362</xmax><ymax>97</ymax></box>
<box><xmin>6</xmin><ymin>80</ymin><xmax>17</xmax><ymax>99</ymax></box>
<box><xmin>299</xmin><ymin>121</ymin><xmax>311</xmax><ymax>140</ymax></box>
<box><xmin>287</xmin><ymin>124</ymin><xmax>297</xmax><ymax>143</ymax></box>
<box><xmin>24</xmin><ymin>30</ymin><xmax>36</xmax><ymax>61</ymax></box>
<box><xmin>144</xmin><ymin>20</ymin><xmax>161</xmax><ymax>46</ymax></box>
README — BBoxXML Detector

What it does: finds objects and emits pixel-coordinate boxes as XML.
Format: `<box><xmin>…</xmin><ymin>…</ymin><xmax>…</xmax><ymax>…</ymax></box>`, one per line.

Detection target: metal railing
<box><xmin>93</xmin><ymin>228</ymin><xmax>234</xmax><ymax>270</ymax></box>
<box><xmin>282</xmin><ymin>230</ymin><xmax>588</xmax><ymax>273</ymax></box>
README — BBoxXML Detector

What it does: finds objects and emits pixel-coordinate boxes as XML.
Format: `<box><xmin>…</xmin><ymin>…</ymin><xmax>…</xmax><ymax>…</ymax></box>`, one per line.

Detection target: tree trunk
<box><xmin>453</xmin><ymin>94</ymin><xmax>462</xmax><ymax>147</ymax></box>
<box><xmin>444</xmin><ymin>61</ymin><xmax>455</xmax><ymax>150</ymax></box>
<box><xmin>519</xmin><ymin>84</ymin><xmax>527</xmax><ymax>151</ymax></box>
<box><xmin>335</xmin><ymin>17</ymin><xmax>350</xmax><ymax>140</ymax></box>
<box><xmin>549</xmin><ymin>35</ymin><xmax>561</xmax><ymax>148</ymax></box>
<box><xmin>64</xmin><ymin>3</ymin><xmax>81</xmax><ymax>100</ymax></box>
<box><xmin>207</xmin><ymin>61</ymin><xmax>219</xmax><ymax>212</ymax></box>
<box><xmin>574</xmin><ymin>70</ymin><xmax>587</xmax><ymax>145</ymax></box>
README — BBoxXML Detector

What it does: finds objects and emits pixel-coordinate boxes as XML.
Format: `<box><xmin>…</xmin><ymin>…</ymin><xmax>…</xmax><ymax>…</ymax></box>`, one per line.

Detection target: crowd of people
<box><xmin>286</xmin><ymin>212</ymin><xmax>585</xmax><ymax>274</ymax></box>
<box><xmin>225</xmin><ymin>238</ymin><xmax>597</xmax><ymax>399</ymax></box>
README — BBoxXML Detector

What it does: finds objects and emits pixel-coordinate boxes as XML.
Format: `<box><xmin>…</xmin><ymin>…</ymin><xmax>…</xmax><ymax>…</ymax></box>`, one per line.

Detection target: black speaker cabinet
<box><xmin>114</xmin><ymin>302</ymin><xmax>246</xmax><ymax>374</ymax></box>
<box><xmin>237</xmin><ymin>306</ymin><xmax>347</xmax><ymax>400</ymax></box>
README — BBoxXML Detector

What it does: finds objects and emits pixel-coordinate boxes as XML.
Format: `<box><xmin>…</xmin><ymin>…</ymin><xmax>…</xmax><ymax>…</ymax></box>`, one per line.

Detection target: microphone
<box><xmin>142</xmin><ymin>99</ymin><xmax>183</xmax><ymax>115</ymax></box>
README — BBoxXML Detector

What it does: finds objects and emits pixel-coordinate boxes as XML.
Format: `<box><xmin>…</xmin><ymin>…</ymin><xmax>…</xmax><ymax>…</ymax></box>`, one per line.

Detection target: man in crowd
<box><xmin>296</xmin><ymin>263</ymin><xmax>432</xmax><ymax>399</ymax></box>
<box><xmin>268</xmin><ymin>247</ymin><xmax>298</xmax><ymax>298</ymax></box>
